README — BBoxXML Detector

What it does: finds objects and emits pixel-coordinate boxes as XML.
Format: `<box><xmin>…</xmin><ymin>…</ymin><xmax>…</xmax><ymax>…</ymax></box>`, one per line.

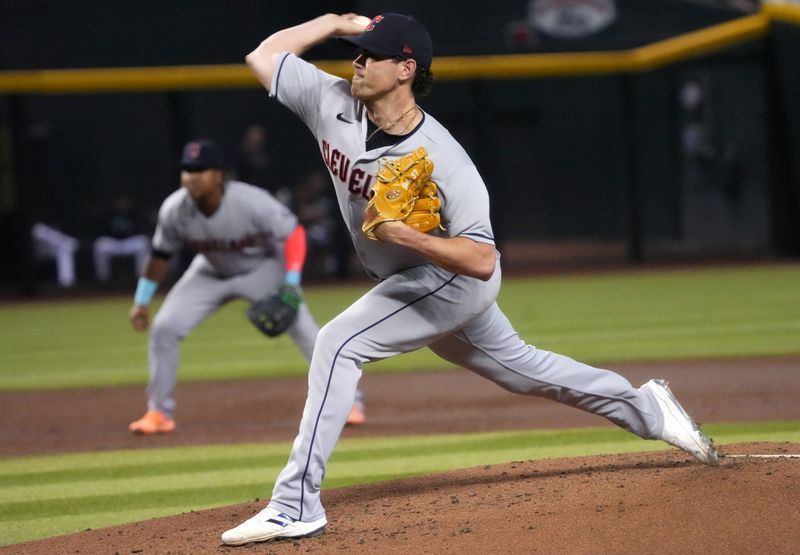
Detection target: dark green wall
<box><xmin>2</xmin><ymin>0</ymin><xmax>797</xmax><ymax>293</ymax></box>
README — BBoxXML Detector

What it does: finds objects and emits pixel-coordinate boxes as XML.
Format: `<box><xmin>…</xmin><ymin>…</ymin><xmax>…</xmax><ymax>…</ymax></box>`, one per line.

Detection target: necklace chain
<box><xmin>366</xmin><ymin>105</ymin><xmax>418</xmax><ymax>143</ymax></box>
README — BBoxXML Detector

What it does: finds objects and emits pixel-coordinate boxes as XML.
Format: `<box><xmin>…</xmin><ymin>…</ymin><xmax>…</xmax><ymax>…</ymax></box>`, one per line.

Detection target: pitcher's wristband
<box><xmin>284</xmin><ymin>270</ymin><xmax>301</xmax><ymax>286</ymax></box>
<box><xmin>134</xmin><ymin>277</ymin><xmax>158</xmax><ymax>306</ymax></box>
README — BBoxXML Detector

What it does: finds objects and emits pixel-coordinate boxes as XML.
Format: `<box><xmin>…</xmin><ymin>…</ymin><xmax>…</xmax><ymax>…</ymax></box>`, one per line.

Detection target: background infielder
<box><xmin>222</xmin><ymin>13</ymin><xmax>719</xmax><ymax>545</ymax></box>
<box><xmin>128</xmin><ymin>139</ymin><xmax>364</xmax><ymax>434</ymax></box>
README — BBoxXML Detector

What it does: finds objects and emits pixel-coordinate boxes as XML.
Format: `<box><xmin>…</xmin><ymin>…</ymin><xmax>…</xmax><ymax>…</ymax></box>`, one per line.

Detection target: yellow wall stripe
<box><xmin>763</xmin><ymin>3</ymin><xmax>800</xmax><ymax>26</ymax></box>
<box><xmin>0</xmin><ymin>7</ymin><xmax>795</xmax><ymax>94</ymax></box>
<box><xmin>630</xmin><ymin>13</ymin><xmax>768</xmax><ymax>71</ymax></box>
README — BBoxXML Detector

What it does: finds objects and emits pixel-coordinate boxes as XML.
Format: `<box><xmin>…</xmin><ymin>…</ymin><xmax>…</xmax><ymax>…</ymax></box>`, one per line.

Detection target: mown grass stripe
<box><xmin>2</xmin><ymin>421</ymin><xmax>799</xmax><ymax>484</ymax></box>
<box><xmin>0</xmin><ymin>482</ymin><xmax>273</xmax><ymax>521</ymax></box>
<box><xmin>0</xmin><ymin>438</ymin><xmax>656</xmax><ymax>504</ymax></box>
<box><xmin>0</xmin><ymin>465</ymin><xmax>282</xmax><ymax>504</ymax></box>
<box><xmin>1</xmin><ymin>505</ymin><xmax>201</xmax><ymax>546</ymax></box>
<box><xmin>0</xmin><ymin>428</ymin><xmax>619</xmax><ymax>474</ymax></box>
<box><xmin>6</xmin><ymin>426</ymin><xmax>800</xmax><ymax>508</ymax></box>
<box><xmin>0</xmin><ymin>455</ymin><xmax>291</xmax><ymax>488</ymax></box>
<box><xmin>0</xmin><ymin>444</ymin><xmax>669</xmax><ymax>521</ymax></box>
<box><xmin>0</xmin><ymin>442</ymin><xmax>295</xmax><ymax>473</ymax></box>
<box><xmin>2</xmin><ymin>423</ymin><xmax>798</xmax><ymax>517</ymax></box>
<box><xmin>0</xmin><ymin>427</ymin><xmax>631</xmax><ymax>486</ymax></box>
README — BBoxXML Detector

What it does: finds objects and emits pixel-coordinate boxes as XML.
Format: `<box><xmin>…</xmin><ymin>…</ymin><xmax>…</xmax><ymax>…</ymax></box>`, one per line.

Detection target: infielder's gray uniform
<box><xmin>146</xmin><ymin>180</ymin><xmax>318</xmax><ymax>416</ymax></box>
<box><xmin>267</xmin><ymin>54</ymin><xmax>666</xmax><ymax>522</ymax></box>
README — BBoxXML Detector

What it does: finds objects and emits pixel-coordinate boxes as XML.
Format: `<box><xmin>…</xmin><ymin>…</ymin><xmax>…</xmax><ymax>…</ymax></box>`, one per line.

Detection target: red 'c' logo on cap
<box><xmin>403</xmin><ymin>44</ymin><xmax>413</xmax><ymax>55</ymax></box>
<box><xmin>187</xmin><ymin>143</ymin><xmax>201</xmax><ymax>159</ymax></box>
<box><xmin>365</xmin><ymin>15</ymin><xmax>383</xmax><ymax>31</ymax></box>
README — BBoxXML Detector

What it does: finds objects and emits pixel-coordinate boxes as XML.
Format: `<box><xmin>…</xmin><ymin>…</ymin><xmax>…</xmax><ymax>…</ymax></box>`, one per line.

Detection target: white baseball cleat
<box><xmin>642</xmin><ymin>379</ymin><xmax>720</xmax><ymax>466</ymax></box>
<box><xmin>221</xmin><ymin>507</ymin><xmax>326</xmax><ymax>546</ymax></box>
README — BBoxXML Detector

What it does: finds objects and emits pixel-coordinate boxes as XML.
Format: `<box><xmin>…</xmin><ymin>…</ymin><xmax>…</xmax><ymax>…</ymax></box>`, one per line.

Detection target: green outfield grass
<box><xmin>1</xmin><ymin>421</ymin><xmax>798</xmax><ymax>546</ymax></box>
<box><xmin>0</xmin><ymin>264</ymin><xmax>798</xmax><ymax>390</ymax></box>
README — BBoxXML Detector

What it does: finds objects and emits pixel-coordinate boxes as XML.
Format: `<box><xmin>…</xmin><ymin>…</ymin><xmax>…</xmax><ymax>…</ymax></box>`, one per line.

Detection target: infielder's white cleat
<box><xmin>642</xmin><ymin>379</ymin><xmax>720</xmax><ymax>466</ymax></box>
<box><xmin>221</xmin><ymin>507</ymin><xmax>326</xmax><ymax>546</ymax></box>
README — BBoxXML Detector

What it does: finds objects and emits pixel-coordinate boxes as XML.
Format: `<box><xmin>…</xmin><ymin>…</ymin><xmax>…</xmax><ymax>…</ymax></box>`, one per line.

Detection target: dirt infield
<box><xmin>2</xmin><ymin>355</ymin><xmax>799</xmax><ymax>553</ymax></box>
<box><xmin>3</xmin><ymin>356</ymin><xmax>800</xmax><ymax>457</ymax></box>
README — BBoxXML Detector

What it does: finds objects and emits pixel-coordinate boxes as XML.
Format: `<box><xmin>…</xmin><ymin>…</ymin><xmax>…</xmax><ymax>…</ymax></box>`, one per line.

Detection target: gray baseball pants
<box><xmin>268</xmin><ymin>255</ymin><xmax>664</xmax><ymax>522</ymax></box>
<box><xmin>146</xmin><ymin>255</ymin><xmax>318</xmax><ymax>416</ymax></box>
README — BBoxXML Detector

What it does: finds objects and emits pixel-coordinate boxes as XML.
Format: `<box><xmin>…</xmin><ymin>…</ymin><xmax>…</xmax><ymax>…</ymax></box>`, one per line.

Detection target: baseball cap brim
<box><xmin>179</xmin><ymin>163</ymin><xmax>218</xmax><ymax>171</ymax></box>
<box><xmin>338</xmin><ymin>34</ymin><xmax>397</xmax><ymax>59</ymax></box>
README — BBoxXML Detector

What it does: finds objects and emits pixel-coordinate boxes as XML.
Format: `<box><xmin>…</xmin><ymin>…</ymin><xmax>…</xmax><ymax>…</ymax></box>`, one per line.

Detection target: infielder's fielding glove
<box><xmin>362</xmin><ymin>146</ymin><xmax>444</xmax><ymax>240</ymax></box>
<box><xmin>246</xmin><ymin>284</ymin><xmax>302</xmax><ymax>337</ymax></box>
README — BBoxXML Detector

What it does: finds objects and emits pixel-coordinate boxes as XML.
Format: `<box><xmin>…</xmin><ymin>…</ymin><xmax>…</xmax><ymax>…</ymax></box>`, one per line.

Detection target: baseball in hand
<box><xmin>351</xmin><ymin>15</ymin><xmax>372</xmax><ymax>28</ymax></box>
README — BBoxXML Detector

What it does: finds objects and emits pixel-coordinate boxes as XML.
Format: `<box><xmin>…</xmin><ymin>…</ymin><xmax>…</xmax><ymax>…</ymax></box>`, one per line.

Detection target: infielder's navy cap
<box><xmin>340</xmin><ymin>13</ymin><xmax>433</xmax><ymax>70</ymax></box>
<box><xmin>180</xmin><ymin>139</ymin><xmax>223</xmax><ymax>170</ymax></box>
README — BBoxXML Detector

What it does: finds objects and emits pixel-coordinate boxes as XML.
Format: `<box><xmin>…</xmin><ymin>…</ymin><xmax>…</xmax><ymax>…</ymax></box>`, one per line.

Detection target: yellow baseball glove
<box><xmin>362</xmin><ymin>146</ymin><xmax>445</xmax><ymax>240</ymax></box>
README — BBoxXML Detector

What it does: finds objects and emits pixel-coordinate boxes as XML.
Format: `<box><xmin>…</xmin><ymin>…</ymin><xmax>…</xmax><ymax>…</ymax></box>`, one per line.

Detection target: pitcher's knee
<box><xmin>316</xmin><ymin>321</ymin><xmax>350</xmax><ymax>352</ymax></box>
<box><xmin>150</xmin><ymin>317</ymin><xmax>184</xmax><ymax>345</ymax></box>
<box><xmin>313</xmin><ymin>321</ymin><xmax>370</xmax><ymax>365</ymax></box>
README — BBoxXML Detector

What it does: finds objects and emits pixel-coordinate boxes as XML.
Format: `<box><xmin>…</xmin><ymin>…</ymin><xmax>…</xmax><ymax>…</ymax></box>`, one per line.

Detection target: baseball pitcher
<box><xmin>221</xmin><ymin>13</ymin><xmax>719</xmax><ymax>546</ymax></box>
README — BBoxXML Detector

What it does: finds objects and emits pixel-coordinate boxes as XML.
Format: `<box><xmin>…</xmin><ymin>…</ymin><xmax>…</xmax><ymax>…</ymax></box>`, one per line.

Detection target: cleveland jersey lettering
<box><xmin>321</xmin><ymin>139</ymin><xmax>373</xmax><ymax>199</ymax></box>
<box><xmin>184</xmin><ymin>233</ymin><xmax>267</xmax><ymax>253</ymax></box>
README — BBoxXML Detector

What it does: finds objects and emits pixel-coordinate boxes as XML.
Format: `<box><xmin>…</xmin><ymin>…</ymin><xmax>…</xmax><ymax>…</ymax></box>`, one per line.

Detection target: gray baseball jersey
<box><xmin>153</xmin><ymin>180</ymin><xmax>297</xmax><ymax>277</ymax></box>
<box><xmin>265</xmin><ymin>54</ymin><xmax>666</xmax><ymax>522</ymax></box>
<box><xmin>272</xmin><ymin>55</ymin><xmax>493</xmax><ymax>280</ymax></box>
<box><xmin>144</xmin><ymin>180</ymin><xmax>319</xmax><ymax>417</ymax></box>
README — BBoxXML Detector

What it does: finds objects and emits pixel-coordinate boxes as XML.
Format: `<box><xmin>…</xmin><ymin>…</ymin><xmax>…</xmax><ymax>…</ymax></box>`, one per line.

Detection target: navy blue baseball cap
<box><xmin>340</xmin><ymin>13</ymin><xmax>433</xmax><ymax>70</ymax></box>
<box><xmin>180</xmin><ymin>139</ymin><xmax>224</xmax><ymax>170</ymax></box>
